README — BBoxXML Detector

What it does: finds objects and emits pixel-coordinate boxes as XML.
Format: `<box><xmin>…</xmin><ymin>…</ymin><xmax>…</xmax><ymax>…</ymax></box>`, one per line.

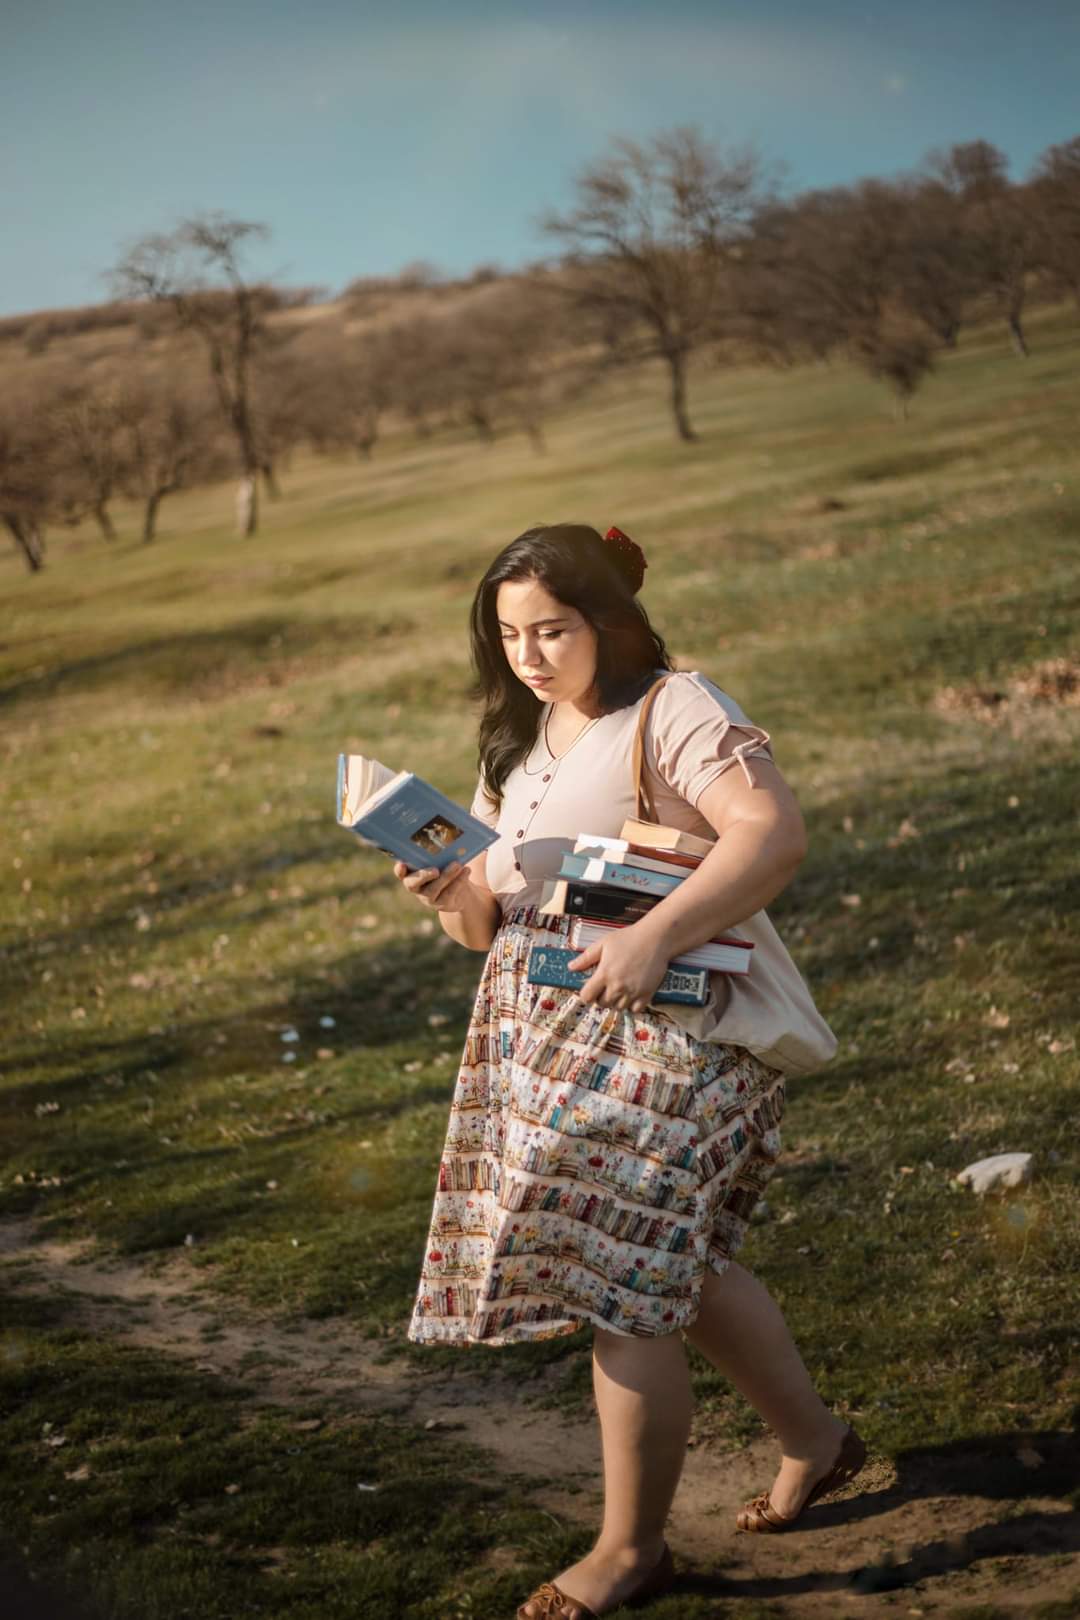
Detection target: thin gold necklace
<box><xmin>543</xmin><ymin>704</ymin><xmax>602</xmax><ymax>761</ymax></box>
<box><xmin>520</xmin><ymin>702</ymin><xmax>602</xmax><ymax>775</ymax></box>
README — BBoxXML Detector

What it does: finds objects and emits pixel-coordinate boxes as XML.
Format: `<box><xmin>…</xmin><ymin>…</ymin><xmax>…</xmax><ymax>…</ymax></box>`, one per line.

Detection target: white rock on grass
<box><xmin>955</xmin><ymin>1153</ymin><xmax>1034</xmax><ymax>1195</ymax></box>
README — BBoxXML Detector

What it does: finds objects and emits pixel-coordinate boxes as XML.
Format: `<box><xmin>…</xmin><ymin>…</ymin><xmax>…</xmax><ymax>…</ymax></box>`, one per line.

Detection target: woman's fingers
<box><xmin>395</xmin><ymin>859</ymin><xmax>464</xmax><ymax>908</ymax></box>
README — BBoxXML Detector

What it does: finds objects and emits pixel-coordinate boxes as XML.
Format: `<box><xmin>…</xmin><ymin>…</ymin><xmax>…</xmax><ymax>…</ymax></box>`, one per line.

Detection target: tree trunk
<box><xmin>665</xmin><ymin>347</ymin><xmax>698</xmax><ymax>443</ymax></box>
<box><xmin>235</xmin><ymin>474</ymin><xmax>258</xmax><ymax>536</ymax></box>
<box><xmin>1007</xmin><ymin>308</ymin><xmax>1029</xmax><ymax>358</ymax></box>
<box><xmin>525</xmin><ymin>416</ymin><xmax>546</xmax><ymax>454</ymax></box>
<box><xmin>261</xmin><ymin>460</ymin><xmax>281</xmax><ymax>499</ymax></box>
<box><xmin>231</xmin><ymin>397</ymin><xmax>261</xmax><ymax>533</ymax></box>
<box><xmin>95</xmin><ymin>501</ymin><xmax>117</xmax><ymax>540</ymax></box>
<box><xmin>468</xmin><ymin>406</ymin><xmax>496</xmax><ymax>443</ymax></box>
<box><xmin>143</xmin><ymin>489</ymin><xmax>164</xmax><ymax>542</ymax></box>
<box><xmin>4</xmin><ymin>513</ymin><xmax>46</xmax><ymax>572</ymax></box>
<box><xmin>354</xmin><ymin>409</ymin><xmax>378</xmax><ymax>459</ymax></box>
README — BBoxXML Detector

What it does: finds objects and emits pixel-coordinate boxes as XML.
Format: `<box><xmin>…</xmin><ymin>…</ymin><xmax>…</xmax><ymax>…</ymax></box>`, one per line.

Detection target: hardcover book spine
<box><xmin>336</xmin><ymin>753</ymin><xmax>348</xmax><ymax>823</ymax></box>
<box><xmin>571</xmin><ymin>919</ymin><xmax>752</xmax><ymax>975</ymax></box>
<box><xmin>564</xmin><ymin>881</ymin><xmax>656</xmax><ymax>923</ymax></box>
<box><xmin>561</xmin><ymin>882</ymin><xmax>753</xmax><ymax>966</ymax></box>
<box><xmin>526</xmin><ymin>945</ymin><xmax>709</xmax><ymax>1006</ymax></box>
<box><xmin>559</xmin><ymin>855</ymin><xmax>683</xmax><ymax>897</ymax></box>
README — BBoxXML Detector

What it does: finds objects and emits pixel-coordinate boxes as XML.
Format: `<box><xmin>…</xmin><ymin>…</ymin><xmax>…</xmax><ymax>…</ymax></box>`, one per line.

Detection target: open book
<box><xmin>336</xmin><ymin>753</ymin><xmax>498</xmax><ymax>872</ymax></box>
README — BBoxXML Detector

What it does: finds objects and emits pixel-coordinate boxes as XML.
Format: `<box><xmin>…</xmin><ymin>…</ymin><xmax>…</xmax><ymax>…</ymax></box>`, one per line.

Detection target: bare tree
<box><xmin>732</xmin><ymin>193</ymin><xmax>851</xmax><ymax>368</ymax></box>
<box><xmin>923</xmin><ymin>140</ymin><xmax>1034</xmax><ymax>356</ymax></box>
<box><xmin>852</xmin><ymin>316</ymin><xmax>936</xmax><ymax>420</ymax></box>
<box><xmin>112</xmin><ymin>213</ymin><xmax>275</xmax><ymax>532</ymax></box>
<box><xmin>121</xmin><ymin>369</ymin><xmax>227</xmax><ymax>541</ymax></box>
<box><xmin>737</xmin><ymin>179</ymin><xmax>942</xmax><ymax>414</ymax></box>
<box><xmin>46</xmin><ymin>379</ymin><xmax>131</xmax><ymax>540</ymax></box>
<box><xmin>284</xmin><ymin>318</ymin><xmax>393</xmax><ymax>459</ymax></box>
<box><xmin>437</xmin><ymin>276</ymin><xmax>593</xmax><ymax>452</ymax></box>
<box><xmin>1027</xmin><ymin>135</ymin><xmax>1080</xmax><ymax>313</ymax></box>
<box><xmin>247</xmin><ymin>332</ymin><xmax>313</xmax><ymax>494</ymax></box>
<box><xmin>0</xmin><ymin>391</ymin><xmax>61</xmax><ymax>571</ymax></box>
<box><xmin>541</xmin><ymin>126</ymin><xmax>770</xmax><ymax>441</ymax></box>
<box><xmin>893</xmin><ymin>176</ymin><xmax>981</xmax><ymax>349</ymax></box>
<box><xmin>742</xmin><ymin>182</ymin><xmax>897</xmax><ymax>356</ymax></box>
<box><xmin>376</xmin><ymin>314</ymin><xmax>455</xmax><ymax>440</ymax></box>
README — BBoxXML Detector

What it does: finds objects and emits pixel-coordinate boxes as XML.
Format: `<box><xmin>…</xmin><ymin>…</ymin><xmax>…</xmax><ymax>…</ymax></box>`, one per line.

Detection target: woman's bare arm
<box><xmin>436</xmin><ymin>850</ymin><xmax>501</xmax><ymax>951</ymax></box>
<box><xmin>631</xmin><ymin>758</ymin><xmax>808</xmax><ymax>958</ymax></box>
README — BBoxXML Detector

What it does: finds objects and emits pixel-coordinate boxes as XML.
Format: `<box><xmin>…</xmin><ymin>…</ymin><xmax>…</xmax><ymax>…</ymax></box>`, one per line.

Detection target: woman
<box><xmin>394</xmin><ymin>523</ymin><xmax>865</xmax><ymax>1620</ymax></box>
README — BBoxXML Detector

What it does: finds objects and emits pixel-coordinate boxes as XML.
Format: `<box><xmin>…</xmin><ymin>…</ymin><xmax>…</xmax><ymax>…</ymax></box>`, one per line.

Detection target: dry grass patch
<box><xmin>932</xmin><ymin>655</ymin><xmax>1080</xmax><ymax>726</ymax></box>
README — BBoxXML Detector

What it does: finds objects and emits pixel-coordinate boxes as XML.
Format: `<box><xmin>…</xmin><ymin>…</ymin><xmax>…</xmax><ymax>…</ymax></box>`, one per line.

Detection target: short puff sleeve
<box><xmin>468</xmin><ymin>768</ymin><xmax>500</xmax><ymax>829</ymax></box>
<box><xmin>645</xmin><ymin>671</ymin><xmax>775</xmax><ymax>810</ymax></box>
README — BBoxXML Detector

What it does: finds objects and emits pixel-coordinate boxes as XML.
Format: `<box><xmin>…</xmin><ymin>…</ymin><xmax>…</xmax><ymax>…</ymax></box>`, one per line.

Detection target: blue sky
<box><xmin>6</xmin><ymin>0</ymin><xmax>1078</xmax><ymax>317</ymax></box>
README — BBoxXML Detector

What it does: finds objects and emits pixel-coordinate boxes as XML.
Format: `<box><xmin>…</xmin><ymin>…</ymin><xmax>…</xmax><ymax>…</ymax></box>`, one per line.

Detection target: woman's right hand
<box><xmin>392</xmin><ymin>858</ymin><xmax>473</xmax><ymax>913</ymax></box>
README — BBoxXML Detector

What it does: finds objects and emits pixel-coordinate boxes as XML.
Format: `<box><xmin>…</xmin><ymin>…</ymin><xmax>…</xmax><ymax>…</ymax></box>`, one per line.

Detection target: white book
<box><xmin>568</xmin><ymin>917</ymin><xmax>753</xmax><ymax>975</ymax></box>
<box><xmin>573</xmin><ymin>833</ymin><xmax>699</xmax><ymax>878</ymax></box>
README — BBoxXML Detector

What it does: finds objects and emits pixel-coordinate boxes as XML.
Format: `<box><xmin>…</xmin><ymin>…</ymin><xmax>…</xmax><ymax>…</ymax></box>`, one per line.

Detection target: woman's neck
<box><xmin>548</xmin><ymin>679</ymin><xmax>603</xmax><ymax>722</ymax></box>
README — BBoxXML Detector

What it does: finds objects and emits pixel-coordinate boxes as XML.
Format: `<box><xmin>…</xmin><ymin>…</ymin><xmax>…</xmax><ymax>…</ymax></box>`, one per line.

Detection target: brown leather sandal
<box><xmin>515</xmin><ymin>1540</ymin><xmax>676</xmax><ymax>1619</ymax></box>
<box><xmin>735</xmin><ymin>1423</ymin><xmax>867</xmax><ymax>1533</ymax></box>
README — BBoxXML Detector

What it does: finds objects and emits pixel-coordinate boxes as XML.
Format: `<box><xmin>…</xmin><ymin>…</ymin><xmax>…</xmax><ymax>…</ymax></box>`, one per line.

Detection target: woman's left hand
<box><xmin>566</xmin><ymin>928</ymin><xmax>670</xmax><ymax>1013</ymax></box>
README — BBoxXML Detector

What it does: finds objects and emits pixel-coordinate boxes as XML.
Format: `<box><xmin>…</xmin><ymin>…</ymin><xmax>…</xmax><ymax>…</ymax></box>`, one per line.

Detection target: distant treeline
<box><xmin>0</xmin><ymin>285</ymin><xmax>326</xmax><ymax>354</ymax></box>
<box><xmin>3</xmin><ymin>128</ymin><xmax>1078</xmax><ymax>573</ymax></box>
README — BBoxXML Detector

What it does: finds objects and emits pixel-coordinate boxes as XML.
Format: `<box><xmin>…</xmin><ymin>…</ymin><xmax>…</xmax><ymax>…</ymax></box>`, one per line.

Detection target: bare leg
<box><xmin>517</xmin><ymin>1325</ymin><xmax>692</xmax><ymax>1620</ymax></box>
<box><xmin>682</xmin><ymin>1259</ymin><xmax>849</xmax><ymax>1516</ymax></box>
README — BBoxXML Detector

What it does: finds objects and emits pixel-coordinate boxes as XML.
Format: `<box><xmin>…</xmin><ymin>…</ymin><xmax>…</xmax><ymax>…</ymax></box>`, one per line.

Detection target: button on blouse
<box><xmin>468</xmin><ymin>669</ymin><xmax>776</xmax><ymax>916</ymax></box>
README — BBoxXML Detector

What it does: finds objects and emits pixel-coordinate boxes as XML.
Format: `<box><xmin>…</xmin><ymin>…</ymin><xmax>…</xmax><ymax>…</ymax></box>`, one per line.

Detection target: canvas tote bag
<box><xmin>633</xmin><ymin>674</ymin><xmax>838</xmax><ymax>1078</ymax></box>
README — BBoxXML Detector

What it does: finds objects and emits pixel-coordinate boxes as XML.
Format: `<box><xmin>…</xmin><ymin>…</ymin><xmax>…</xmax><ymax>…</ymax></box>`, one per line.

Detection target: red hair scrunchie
<box><xmin>603</xmin><ymin>525</ymin><xmax>648</xmax><ymax>593</ymax></box>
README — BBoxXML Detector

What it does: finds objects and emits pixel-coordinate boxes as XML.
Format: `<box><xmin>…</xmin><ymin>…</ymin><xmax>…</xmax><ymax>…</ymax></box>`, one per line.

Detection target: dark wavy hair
<box><xmin>468</xmin><ymin>523</ymin><xmax>675</xmax><ymax>811</ymax></box>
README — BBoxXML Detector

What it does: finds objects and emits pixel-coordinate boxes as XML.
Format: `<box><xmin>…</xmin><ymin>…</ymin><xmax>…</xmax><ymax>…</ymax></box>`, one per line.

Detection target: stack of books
<box><xmin>526</xmin><ymin>817</ymin><xmax>754</xmax><ymax>1008</ymax></box>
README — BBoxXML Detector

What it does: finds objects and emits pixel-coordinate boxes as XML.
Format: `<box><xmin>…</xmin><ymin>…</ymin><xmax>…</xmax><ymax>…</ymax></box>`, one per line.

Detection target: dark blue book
<box><xmin>526</xmin><ymin>944</ymin><xmax>710</xmax><ymax>1006</ymax></box>
<box><xmin>336</xmin><ymin>752</ymin><xmax>498</xmax><ymax>872</ymax></box>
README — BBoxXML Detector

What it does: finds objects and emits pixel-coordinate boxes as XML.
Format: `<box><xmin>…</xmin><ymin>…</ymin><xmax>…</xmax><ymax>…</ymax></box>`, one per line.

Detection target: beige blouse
<box><xmin>469</xmin><ymin>668</ymin><xmax>775</xmax><ymax>916</ymax></box>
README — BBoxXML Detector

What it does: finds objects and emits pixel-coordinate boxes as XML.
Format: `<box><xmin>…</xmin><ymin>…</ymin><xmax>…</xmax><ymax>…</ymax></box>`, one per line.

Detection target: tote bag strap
<box><xmin>632</xmin><ymin>672</ymin><xmax>678</xmax><ymax>823</ymax></box>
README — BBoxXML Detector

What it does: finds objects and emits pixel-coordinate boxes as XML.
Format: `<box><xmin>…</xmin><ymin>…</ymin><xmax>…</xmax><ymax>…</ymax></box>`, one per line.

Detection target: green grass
<box><xmin>2</xmin><ymin>297</ymin><xmax>1078</xmax><ymax>1615</ymax></box>
<box><xmin>0</xmin><ymin>1287</ymin><xmax>565</xmax><ymax>1620</ymax></box>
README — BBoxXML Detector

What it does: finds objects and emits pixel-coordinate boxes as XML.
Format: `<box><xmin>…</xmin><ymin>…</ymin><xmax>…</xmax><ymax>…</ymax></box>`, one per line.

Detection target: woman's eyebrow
<box><xmin>497</xmin><ymin>616</ymin><xmax>571</xmax><ymax>627</ymax></box>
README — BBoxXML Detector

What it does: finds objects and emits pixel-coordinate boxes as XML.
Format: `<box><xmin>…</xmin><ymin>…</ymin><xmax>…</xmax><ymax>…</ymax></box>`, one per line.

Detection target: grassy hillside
<box><xmin>2</xmin><ymin>300</ymin><xmax>1077</xmax><ymax>1616</ymax></box>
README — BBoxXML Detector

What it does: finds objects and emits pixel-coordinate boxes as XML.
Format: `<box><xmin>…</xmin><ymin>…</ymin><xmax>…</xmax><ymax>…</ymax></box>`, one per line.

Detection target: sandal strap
<box><xmin>802</xmin><ymin>1425</ymin><xmax>867</xmax><ymax>1511</ymax></box>
<box><xmin>518</xmin><ymin>1547</ymin><xmax>673</xmax><ymax>1618</ymax></box>
<box><xmin>517</xmin><ymin>1579</ymin><xmax>598</xmax><ymax>1620</ymax></box>
<box><xmin>737</xmin><ymin>1490</ymin><xmax>792</xmax><ymax>1531</ymax></box>
<box><xmin>736</xmin><ymin>1424</ymin><xmax>868</xmax><ymax>1534</ymax></box>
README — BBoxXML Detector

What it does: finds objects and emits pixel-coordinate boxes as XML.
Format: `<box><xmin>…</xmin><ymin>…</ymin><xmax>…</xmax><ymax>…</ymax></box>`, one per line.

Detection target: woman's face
<box><xmin>495</xmin><ymin>577</ymin><xmax>599</xmax><ymax>709</ymax></box>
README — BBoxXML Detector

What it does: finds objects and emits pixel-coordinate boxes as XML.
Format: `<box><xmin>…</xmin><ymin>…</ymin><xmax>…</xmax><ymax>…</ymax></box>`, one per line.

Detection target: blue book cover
<box><xmin>558</xmin><ymin>851</ymin><xmax>683</xmax><ymax>898</ymax></box>
<box><xmin>336</xmin><ymin>752</ymin><xmax>498</xmax><ymax>872</ymax></box>
<box><xmin>526</xmin><ymin>945</ymin><xmax>710</xmax><ymax>1006</ymax></box>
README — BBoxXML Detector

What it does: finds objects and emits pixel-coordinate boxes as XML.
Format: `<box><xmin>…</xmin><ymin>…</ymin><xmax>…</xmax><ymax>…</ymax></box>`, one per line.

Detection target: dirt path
<box><xmin>2</xmin><ymin>1216</ymin><xmax>1076</xmax><ymax>1617</ymax></box>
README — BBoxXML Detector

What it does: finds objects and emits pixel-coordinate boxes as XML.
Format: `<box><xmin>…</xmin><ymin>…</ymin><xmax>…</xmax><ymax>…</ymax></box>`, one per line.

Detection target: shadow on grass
<box><xmin>3</xmin><ymin>909</ymin><xmax>484</xmax><ymax>1094</ymax></box>
<box><xmin>11</xmin><ymin>836</ymin><xmax>379</xmax><ymax>963</ymax></box>
<box><xmin>790</xmin><ymin>750</ymin><xmax>1080</xmax><ymax>1006</ymax></box>
<box><xmin>0</xmin><ymin>1286</ymin><xmax>527</xmax><ymax>1620</ymax></box>
<box><xmin>679</xmin><ymin>1427</ymin><xmax>1080</xmax><ymax>1607</ymax></box>
<box><xmin>0</xmin><ymin>612</ymin><xmax>414</xmax><ymax>710</ymax></box>
<box><xmin>0</xmin><ymin>1544</ymin><xmax>105</xmax><ymax>1620</ymax></box>
<box><xmin>0</xmin><ymin>921</ymin><xmax>486</xmax><ymax>1286</ymax></box>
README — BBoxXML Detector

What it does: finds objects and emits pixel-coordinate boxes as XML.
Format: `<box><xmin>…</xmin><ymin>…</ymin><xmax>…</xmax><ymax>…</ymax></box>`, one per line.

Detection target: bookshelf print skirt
<box><xmin>406</xmin><ymin>903</ymin><xmax>786</xmax><ymax>1347</ymax></box>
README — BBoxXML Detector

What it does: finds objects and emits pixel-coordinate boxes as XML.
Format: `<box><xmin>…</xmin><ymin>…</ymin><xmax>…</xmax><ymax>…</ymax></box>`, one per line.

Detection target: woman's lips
<box><xmin>525</xmin><ymin>676</ymin><xmax>552</xmax><ymax>686</ymax></box>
